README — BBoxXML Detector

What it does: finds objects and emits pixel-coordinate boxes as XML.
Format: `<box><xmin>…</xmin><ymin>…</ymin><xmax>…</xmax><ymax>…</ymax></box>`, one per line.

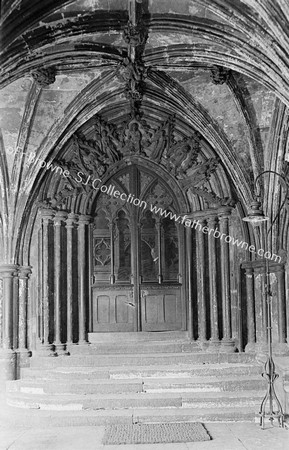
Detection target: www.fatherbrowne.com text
<box><xmin>26</xmin><ymin>154</ymin><xmax>281</xmax><ymax>263</ymax></box>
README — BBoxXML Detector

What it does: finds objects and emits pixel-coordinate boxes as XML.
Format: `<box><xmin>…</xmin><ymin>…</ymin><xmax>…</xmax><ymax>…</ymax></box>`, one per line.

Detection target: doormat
<box><xmin>102</xmin><ymin>422</ymin><xmax>211</xmax><ymax>445</ymax></box>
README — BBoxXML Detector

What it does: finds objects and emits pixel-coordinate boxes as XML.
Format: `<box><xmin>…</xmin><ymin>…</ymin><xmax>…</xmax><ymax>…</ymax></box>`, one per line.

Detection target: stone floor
<box><xmin>0</xmin><ymin>422</ymin><xmax>288</xmax><ymax>450</ymax></box>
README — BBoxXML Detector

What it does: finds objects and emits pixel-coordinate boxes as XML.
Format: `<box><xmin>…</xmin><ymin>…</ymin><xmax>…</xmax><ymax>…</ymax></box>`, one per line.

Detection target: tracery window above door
<box><xmin>92</xmin><ymin>164</ymin><xmax>181</xmax><ymax>285</ymax></box>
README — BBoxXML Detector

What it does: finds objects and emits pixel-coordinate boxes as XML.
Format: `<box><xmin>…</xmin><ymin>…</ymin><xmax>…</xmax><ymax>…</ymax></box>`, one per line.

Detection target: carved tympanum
<box><xmin>52</xmin><ymin>113</ymin><xmax>226</xmax><ymax>207</ymax></box>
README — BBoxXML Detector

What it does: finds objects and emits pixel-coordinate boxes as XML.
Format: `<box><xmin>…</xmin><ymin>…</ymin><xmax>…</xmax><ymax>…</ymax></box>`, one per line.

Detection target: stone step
<box><xmin>67</xmin><ymin>341</ymin><xmax>201</xmax><ymax>354</ymax></box>
<box><xmin>87</xmin><ymin>331</ymin><xmax>189</xmax><ymax>344</ymax></box>
<box><xmin>131</xmin><ymin>407</ymin><xmax>259</xmax><ymax>424</ymax></box>
<box><xmin>6</xmin><ymin>390</ymin><xmax>263</xmax><ymax>411</ymax></box>
<box><xmin>7</xmin><ymin>392</ymin><xmax>181</xmax><ymax>410</ymax></box>
<box><xmin>2</xmin><ymin>403</ymin><xmax>259</xmax><ymax>425</ymax></box>
<box><xmin>182</xmin><ymin>391</ymin><xmax>264</xmax><ymax>408</ymax></box>
<box><xmin>21</xmin><ymin>367</ymin><xmax>111</xmax><ymax>380</ymax></box>
<box><xmin>7</xmin><ymin>375</ymin><xmax>264</xmax><ymax>395</ymax></box>
<box><xmin>29</xmin><ymin>352</ymin><xmax>256</xmax><ymax>368</ymax></box>
<box><xmin>10</xmin><ymin>345</ymin><xmax>262</xmax><ymax>424</ymax></box>
<box><xmin>142</xmin><ymin>376</ymin><xmax>264</xmax><ymax>393</ymax></box>
<box><xmin>7</xmin><ymin>378</ymin><xmax>144</xmax><ymax>395</ymax></box>
<box><xmin>110</xmin><ymin>363</ymin><xmax>262</xmax><ymax>379</ymax></box>
<box><xmin>21</xmin><ymin>362</ymin><xmax>262</xmax><ymax>381</ymax></box>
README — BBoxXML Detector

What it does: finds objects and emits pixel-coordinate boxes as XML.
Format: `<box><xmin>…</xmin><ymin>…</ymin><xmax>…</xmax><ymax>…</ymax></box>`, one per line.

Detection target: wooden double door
<box><xmin>91</xmin><ymin>163</ymin><xmax>186</xmax><ymax>332</ymax></box>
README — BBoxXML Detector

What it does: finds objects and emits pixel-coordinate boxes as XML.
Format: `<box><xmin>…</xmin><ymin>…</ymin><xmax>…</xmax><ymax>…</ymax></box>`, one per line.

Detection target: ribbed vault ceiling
<box><xmin>0</xmin><ymin>0</ymin><xmax>289</xmax><ymax>263</ymax></box>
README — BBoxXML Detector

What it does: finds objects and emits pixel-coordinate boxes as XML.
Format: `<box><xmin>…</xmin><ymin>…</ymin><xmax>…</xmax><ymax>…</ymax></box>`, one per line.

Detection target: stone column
<box><xmin>156</xmin><ymin>218</ymin><xmax>162</xmax><ymax>284</ymax></box>
<box><xmin>0</xmin><ymin>264</ymin><xmax>18</xmax><ymax>382</ymax></box>
<box><xmin>110</xmin><ymin>222</ymin><xmax>115</xmax><ymax>284</ymax></box>
<box><xmin>254</xmin><ymin>266</ymin><xmax>267</xmax><ymax>354</ymax></box>
<box><xmin>131</xmin><ymin>210</ymin><xmax>139</xmax><ymax>331</ymax></box>
<box><xmin>78</xmin><ymin>215</ymin><xmax>90</xmax><ymax>344</ymax></box>
<box><xmin>244</xmin><ymin>267</ymin><xmax>256</xmax><ymax>352</ymax></box>
<box><xmin>219</xmin><ymin>208</ymin><xmax>235</xmax><ymax>352</ymax></box>
<box><xmin>17</xmin><ymin>266</ymin><xmax>32</xmax><ymax>351</ymax></box>
<box><xmin>66</xmin><ymin>213</ymin><xmax>78</xmax><ymax>346</ymax></box>
<box><xmin>196</xmin><ymin>218</ymin><xmax>207</xmax><ymax>344</ymax></box>
<box><xmin>15</xmin><ymin>266</ymin><xmax>32</xmax><ymax>377</ymax></box>
<box><xmin>207</xmin><ymin>216</ymin><xmax>220</xmax><ymax>350</ymax></box>
<box><xmin>186</xmin><ymin>227</ymin><xmax>193</xmax><ymax>340</ymax></box>
<box><xmin>275</xmin><ymin>265</ymin><xmax>288</xmax><ymax>354</ymax></box>
<box><xmin>0</xmin><ymin>265</ymin><xmax>19</xmax><ymax>349</ymax></box>
<box><xmin>41</xmin><ymin>208</ymin><xmax>56</xmax><ymax>355</ymax></box>
<box><xmin>53</xmin><ymin>211</ymin><xmax>68</xmax><ymax>355</ymax></box>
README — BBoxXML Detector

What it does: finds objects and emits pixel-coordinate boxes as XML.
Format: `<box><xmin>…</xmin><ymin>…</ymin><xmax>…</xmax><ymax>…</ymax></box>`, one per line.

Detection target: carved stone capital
<box><xmin>53</xmin><ymin>211</ymin><xmax>68</xmax><ymax>226</ymax></box>
<box><xmin>207</xmin><ymin>215</ymin><xmax>217</xmax><ymax>227</ymax></box>
<box><xmin>78</xmin><ymin>214</ymin><xmax>91</xmax><ymax>226</ymax></box>
<box><xmin>40</xmin><ymin>208</ymin><xmax>55</xmax><ymax>221</ymax></box>
<box><xmin>66</xmin><ymin>213</ymin><xmax>79</xmax><ymax>228</ymax></box>
<box><xmin>218</xmin><ymin>206</ymin><xmax>232</xmax><ymax>219</ymax></box>
<box><xmin>18</xmin><ymin>266</ymin><xmax>32</xmax><ymax>279</ymax></box>
<box><xmin>0</xmin><ymin>264</ymin><xmax>19</xmax><ymax>278</ymax></box>
<box><xmin>210</xmin><ymin>65</ymin><xmax>231</xmax><ymax>84</ymax></box>
<box><xmin>31</xmin><ymin>67</ymin><xmax>56</xmax><ymax>87</ymax></box>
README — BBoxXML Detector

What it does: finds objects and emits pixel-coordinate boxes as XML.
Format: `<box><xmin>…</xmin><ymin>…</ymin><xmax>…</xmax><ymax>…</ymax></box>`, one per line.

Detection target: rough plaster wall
<box><xmin>240</xmin><ymin>74</ymin><xmax>276</xmax><ymax>156</ymax></box>
<box><xmin>0</xmin><ymin>78</ymin><xmax>32</xmax><ymax>174</ymax></box>
<box><xmin>57</xmin><ymin>0</ymin><xmax>127</xmax><ymax>13</ymax></box>
<box><xmin>149</xmin><ymin>0</ymin><xmax>230</xmax><ymax>24</ymax></box>
<box><xmin>180</xmin><ymin>70</ymin><xmax>253</xmax><ymax>173</ymax></box>
<box><xmin>146</xmin><ymin>32</ymin><xmax>230</xmax><ymax>49</ymax></box>
<box><xmin>27</xmin><ymin>71</ymin><xmax>102</xmax><ymax>154</ymax></box>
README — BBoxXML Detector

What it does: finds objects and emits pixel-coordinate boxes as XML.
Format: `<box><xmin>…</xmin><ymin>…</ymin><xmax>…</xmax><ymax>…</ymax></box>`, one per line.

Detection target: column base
<box><xmin>15</xmin><ymin>349</ymin><xmax>31</xmax><ymax>378</ymax></box>
<box><xmin>197</xmin><ymin>339</ymin><xmax>209</xmax><ymax>351</ymax></box>
<box><xmin>0</xmin><ymin>349</ymin><xmax>16</xmax><ymax>391</ymax></box>
<box><xmin>207</xmin><ymin>338</ymin><xmax>220</xmax><ymax>351</ymax></box>
<box><xmin>220</xmin><ymin>338</ymin><xmax>236</xmax><ymax>353</ymax></box>
<box><xmin>65</xmin><ymin>342</ymin><xmax>77</xmax><ymax>354</ymax></box>
<box><xmin>53</xmin><ymin>343</ymin><xmax>70</xmax><ymax>356</ymax></box>
<box><xmin>36</xmin><ymin>343</ymin><xmax>57</xmax><ymax>357</ymax></box>
<box><xmin>273</xmin><ymin>342</ymin><xmax>289</xmax><ymax>356</ymax></box>
<box><xmin>255</xmin><ymin>342</ymin><xmax>268</xmax><ymax>361</ymax></box>
<box><xmin>245</xmin><ymin>342</ymin><xmax>257</xmax><ymax>353</ymax></box>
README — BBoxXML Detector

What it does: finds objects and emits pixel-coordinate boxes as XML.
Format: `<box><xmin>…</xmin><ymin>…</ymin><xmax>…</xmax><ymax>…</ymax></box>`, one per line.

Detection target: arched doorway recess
<box><xmin>32</xmin><ymin>111</ymin><xmax>241</xmax><ymax>355</ymax></box>
<box><xmin>91</xmin><ymin>162</ymin><xmax>187</xmax><ymax>333</ymax></box>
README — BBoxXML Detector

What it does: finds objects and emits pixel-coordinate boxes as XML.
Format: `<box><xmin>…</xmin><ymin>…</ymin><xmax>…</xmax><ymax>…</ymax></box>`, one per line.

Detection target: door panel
<box><xmin>140</xmin><ymin>286</ymin><xmax>182</xmax><ymax>331</ymax></box>
<box><xmin>91</xmin><ymin>164</ymin><xmax>186</xmax><ymax>333</ymax></box>
<box><xmin>92</xmin><ymin>288</ymin><xmax>134</xmax><ymax>332</ymax></box>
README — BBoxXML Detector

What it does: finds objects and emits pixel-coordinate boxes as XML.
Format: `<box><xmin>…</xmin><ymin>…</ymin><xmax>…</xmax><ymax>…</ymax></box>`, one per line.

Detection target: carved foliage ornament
<box><xmin>123</xmin><ymin>20</ymin><xmax>146</xmax><ymax>47</ymax></box>
<box><xmin>36</xmin><ymin>186</ymin><xmax>82</xmax><ymax>210</ymax></box>
<box><xmin>117</xmin><ymin>57</ymin><xmax>148</xmax><ymax>102</ymax></box>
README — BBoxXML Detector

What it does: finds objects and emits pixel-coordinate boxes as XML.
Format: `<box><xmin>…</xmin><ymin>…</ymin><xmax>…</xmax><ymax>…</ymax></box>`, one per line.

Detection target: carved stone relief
<box><xmin>46</xmin><ymin>111</ymin><xmax>227</xmax><ymax>209</ymax></box>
